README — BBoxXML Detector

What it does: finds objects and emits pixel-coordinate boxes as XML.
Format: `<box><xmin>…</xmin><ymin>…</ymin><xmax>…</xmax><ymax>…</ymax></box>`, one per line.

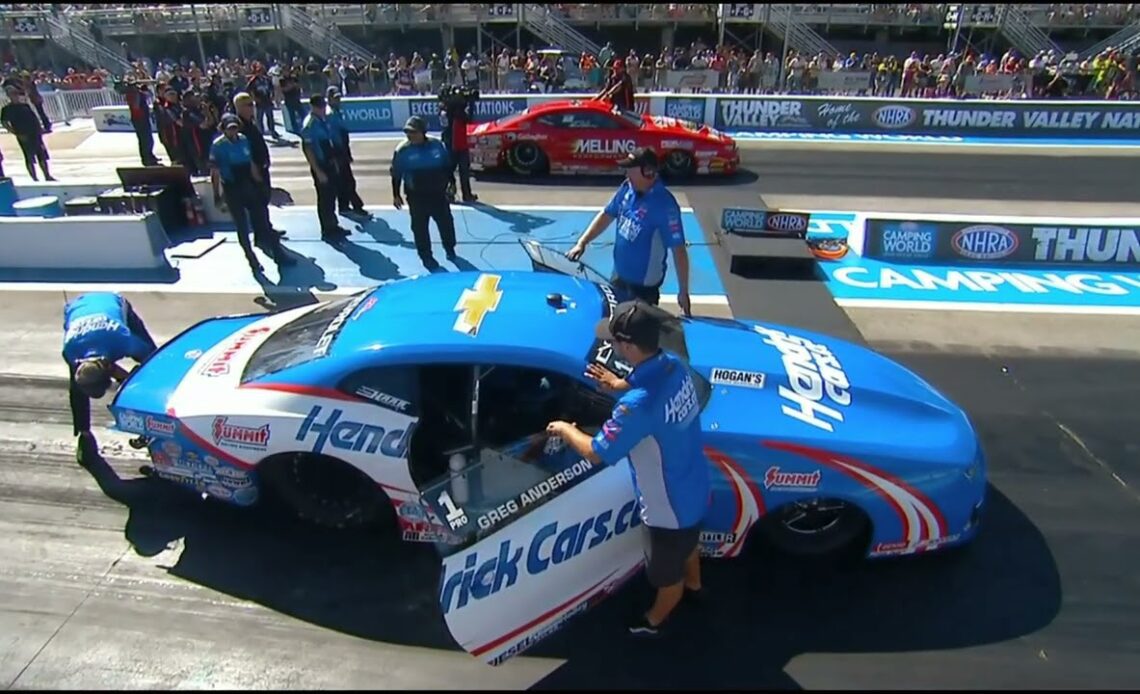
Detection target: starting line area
<box><xmin>807</xmin><ymin>211</ymin><xmax>1140</xmax><ymax>315</ymax></box>
<box><xmin>0</xmin><ymin>205</ymin><xmax>727</xmax><ymax>304</ymax></box>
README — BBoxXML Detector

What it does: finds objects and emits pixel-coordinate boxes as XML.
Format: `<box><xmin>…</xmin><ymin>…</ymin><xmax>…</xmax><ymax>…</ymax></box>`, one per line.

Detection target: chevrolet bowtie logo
<box><xmin>453</xmin><ymin>273</ymin><xmax>503</xmax><ymax>337</ymax></box>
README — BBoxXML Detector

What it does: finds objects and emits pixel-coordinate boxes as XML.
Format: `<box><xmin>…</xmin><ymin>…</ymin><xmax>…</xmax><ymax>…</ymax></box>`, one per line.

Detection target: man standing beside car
<box><xmin>567</xmin><ymin>148</ymin><xmax>691</xmax><ymax>315</ymax></box>
<box><xmin>545</xmin><ymin>299</ymin><xmax>709</xmax><ymax>637</ymax></box>
<box><xmin>390</xmin><ymin>115</ymin><xmax>457</xmax><ymax>270</ymax></box>
<box><xmin>62</xmin><ymin>292</ymin><xmax>158</xmax><ymax>463</ymax></box>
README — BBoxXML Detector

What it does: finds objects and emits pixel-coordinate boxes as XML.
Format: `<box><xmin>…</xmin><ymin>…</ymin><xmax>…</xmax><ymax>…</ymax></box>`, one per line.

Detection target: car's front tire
<box><xmin>759</xmin><ymin>497</ymin><xmax>870</xmax><ymax>558</ymax></box>
<box><xmin>506</xmin><ymin>141</ymin><xmax>547</xmax><ymax>175</ymax></box>
<box><xmin>661</xmin><ymin>150</ymin><xmax>695</xmax><ymax>179</ymax></box>
<box><xmin>259</xmin><ymin>452</ymin><xmax>394</xmax><ymax>530</ymax></box>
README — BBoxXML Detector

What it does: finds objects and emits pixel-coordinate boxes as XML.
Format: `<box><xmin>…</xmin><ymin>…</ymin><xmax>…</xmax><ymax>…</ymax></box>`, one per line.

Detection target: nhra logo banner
<box><xmin>408</xmin><ymin>96</ymin><xmax>528</xmax><ymax>132</ymax></box>
<box><xmin>865</xmin><ymin>217</ymin><xmax>1140</xmax><ymax>267</ymax></box>
<box><xmin>710</xmin><ymin>96</ymin><xmax>1140</xmax><ymax>139</ymax></box>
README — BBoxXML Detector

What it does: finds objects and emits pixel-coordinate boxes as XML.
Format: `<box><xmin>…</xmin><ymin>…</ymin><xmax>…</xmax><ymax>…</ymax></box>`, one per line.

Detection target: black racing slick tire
<box><xmin>760</xmin><ymin>497</ymin><xmax>870</xmax><ymax>558</ymax></box>
<box><xmin>506</xmin><ymin>141</ymin><xmax>547</xmax><ymax>175</ymax></box>
<box><xmin>259</xmin><ymin>453</ymin><xmax>393</xmax><ymax>530</ymax></box>
<box><xmin>661</xmin><ymin>150</ymin><xmax>695</xmax><ymax>179</ymax></box>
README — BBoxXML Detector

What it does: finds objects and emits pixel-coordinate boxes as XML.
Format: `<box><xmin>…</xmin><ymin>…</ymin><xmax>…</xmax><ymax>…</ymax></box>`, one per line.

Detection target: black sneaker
<box><xmin>627</xmin><ymin>615</ymin><xmax>660</xmax><ymax>637</ymax></box>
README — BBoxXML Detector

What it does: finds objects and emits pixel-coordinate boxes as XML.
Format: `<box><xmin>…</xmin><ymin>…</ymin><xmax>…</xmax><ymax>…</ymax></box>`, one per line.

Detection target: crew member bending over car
<box><xmin>567</xmin><ymin>148</ymin><xmax>692</xmax><ymax>315</ymax></box>
<box><xmin>545</xmin><ymin>300</ymin><xmax>709</xmax><ymax>637</ymax></box>
<box><xmin>63</xmin><ymin>292</ymin><xmax>158</xmax><ymax>462</ymax></box>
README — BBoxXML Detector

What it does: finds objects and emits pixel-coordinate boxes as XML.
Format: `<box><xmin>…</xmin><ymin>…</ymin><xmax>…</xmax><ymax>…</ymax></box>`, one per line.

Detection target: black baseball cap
<box><xmin>595</xmin><ymin>300</ymin><xmax>661</xmax><ymax>351</ymax></box>
<box><xmin>617</xmin><ymin>147</ymin><xmax>659</xmax><ymax>170</ymax></box>
<box><xmin>309</xmin><ymin>94</ymin><xmax>326</xmax><ymax>107</ymax></box>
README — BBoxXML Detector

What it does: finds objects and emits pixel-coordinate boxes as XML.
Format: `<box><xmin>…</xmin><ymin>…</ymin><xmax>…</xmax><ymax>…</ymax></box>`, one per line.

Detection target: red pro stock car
<box><xmin>466</xmin><ymin>98</ymin><xmax>740</xmax><ymax>178</ymax></box>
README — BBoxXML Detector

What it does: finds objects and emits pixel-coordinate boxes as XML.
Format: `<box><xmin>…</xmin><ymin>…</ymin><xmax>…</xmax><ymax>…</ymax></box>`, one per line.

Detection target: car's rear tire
<box><xmin>661</xmin><ymin>150</ymin><xmax>695</xmax><ymax>179</ymax></box>
<box><xmin>259</xmin><ymin>452</ymin><xmax>394</xmax><ymax>530</ymax></box>
<box><xmin>759</xmin><ymin>497</ymin><xmax>870</xmax><ymax>559</ymax></box>
<box><xmin>506</xmin><ymin>141</ymin><xmax>547</xmax><ymax>175</ymax></box>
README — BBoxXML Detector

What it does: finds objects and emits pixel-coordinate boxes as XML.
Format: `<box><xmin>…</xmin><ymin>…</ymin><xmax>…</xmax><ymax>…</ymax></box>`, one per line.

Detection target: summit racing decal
<box><xmin>764</xmin><ymin>466</ymin><xmax>821</xmax><ymax>491</ymax></box>
<box><xmin>201</xmin><ymin>326</ymin><xmax>271</xmax><ymax>377</ymax></box>
<box><xmin>440</xmin><ymin>498</ymin><xmax>641</xmax><ymax>614</ymax></box>
<box><xmin>212</xmin><ymin>417</ymin><xmax>270</xmax><ymax>450</ymax></box>
<box><xmin>572</xmin><ymin>139</ymin><xmax>636</xmax><ymax>156</ymax></box>
<box><xmin>754</xmin><ymin>326</ymin><xmax>851</xmax><ymax>433</ymax></box>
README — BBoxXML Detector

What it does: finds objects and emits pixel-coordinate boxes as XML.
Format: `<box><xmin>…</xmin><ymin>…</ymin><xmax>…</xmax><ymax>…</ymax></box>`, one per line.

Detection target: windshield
<box><xmin>615</xmin><ymin>108</ymin><xmax>644</xmax><ymax>128</ymax></box>
<box><xmin>241</xmin><ymin>292</ymin><xmax>368</xmax><ymax>383</ymax></box>
<box><xmin>493</xmin><ymin>108</ymin><xmax>528</xmax><ymax>126</ymax></box>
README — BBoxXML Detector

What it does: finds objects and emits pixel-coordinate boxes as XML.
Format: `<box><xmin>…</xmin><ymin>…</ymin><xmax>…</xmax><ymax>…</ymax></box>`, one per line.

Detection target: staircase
<box><xmin>519</xmin><ymin>4</ymin><xmax>600</xmax><ymax>57</ymax></box>
<box><xmin>997</xmin><ymin>5</ymin><xmax>1061</xmax><ymax>58</ymax></box>
<box><xmin>765</xmin><ymin>4</ymin><xmax>839</xmax><ymax>58</ymax></box>
<box><xmin>279</xmin><ymin>4</ymin><xmax>377</xmax><ymax>62</ymax></box>
<box><xmin>1080</xmin><ymin>21</ymin><xmax>1140</xmax><ymax>60</ymax></box>
<box><xmin>43</xmin><ymin>11</ymin><xmax>132</xmax><ymax>75</ymax></box>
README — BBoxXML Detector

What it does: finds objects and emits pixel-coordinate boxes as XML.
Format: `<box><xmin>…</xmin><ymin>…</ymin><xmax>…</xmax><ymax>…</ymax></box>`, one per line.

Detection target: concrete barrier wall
<box><xmin>0</xmin><ymin>210</ymin><xmax>174</xmax><ymax>276</ymax></box>
<box><xmin>95</xmin><ymin>94</ymin><xmax>1140</xmax><ymax>140</ymax></box>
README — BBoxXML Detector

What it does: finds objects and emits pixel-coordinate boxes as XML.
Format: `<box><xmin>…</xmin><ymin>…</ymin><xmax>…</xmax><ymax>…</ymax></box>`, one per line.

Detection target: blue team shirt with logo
<box><xmin>604</xmin><ymin>179</ymin><xmax>686</xmax><ymax>288</ymax></box>
<box><xmin>590</xmin><ymin>350</ymin><xmax>709</xmax><ymax>529</ymax></box>
<box><xmin>62</xmin><ymin>292</ymin><xmax>151</xmax><ymax>364</ymax></box>
<box><xmin>209</xmin><ymin>133</ymin><xmax>254</xmax><ymax>184</ymax></box>
<box><xmin>326</xmin><ymin>109</ymin><xmax>348</xmax><ymax>151</ymax></box>
<box><xmin>301</xmin><ymin>114</ymin><xmax>334</xmax><ymax>163</ymax></box>
<box><xmin>390</xmin><ymin>137</ymin><xmax>451</xmax><ymax>194</ymax></box>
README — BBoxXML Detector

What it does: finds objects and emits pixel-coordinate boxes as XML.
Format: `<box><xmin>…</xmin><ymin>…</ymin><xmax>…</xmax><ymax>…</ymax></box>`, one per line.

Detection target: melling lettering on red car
<box><xmin>202</xmin><ymin>326</ymin><xmax>272</xmax><ymax>377</ymax></box>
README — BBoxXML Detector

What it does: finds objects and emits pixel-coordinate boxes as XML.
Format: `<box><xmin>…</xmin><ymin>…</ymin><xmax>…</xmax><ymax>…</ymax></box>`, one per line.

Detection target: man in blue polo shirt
<box><xmin>301</xmin><ymin>94</ymin><xmax>350</xmax><ymax>242</ymax></box>
<box><xmin>545</xmin><ymin>299</ymin><xmax>709</xmax><ymax>636</ymax></box>
<box><xmin>566</xmin><ymin>148</ymin><xmax>692</xmax><ymax>315</ymax></box>
<box><xmin>63</xmin><ymin>292</ymin><xmax>158</xmax><ymax>462</ymax></box>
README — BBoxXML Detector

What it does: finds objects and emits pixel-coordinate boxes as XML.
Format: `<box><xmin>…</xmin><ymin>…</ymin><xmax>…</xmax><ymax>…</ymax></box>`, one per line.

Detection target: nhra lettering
<box><xmin>700</xmin><ymin>531</ymin><xmax>738</xmax><ymax>544</ymax></box>
<box><xmin>764</xmin><ymin>466</ymin><xmax>822</xmax><ymax>491</ymax></box>
<box><xmin>1032</xmin><ymin>227</ymin><xmax>1140</xmax><ymax>263</ymax></box>
<box><xmin>573</xmin><ymin>139</ymin><xmax>636</xmax><ymax>155</ymax></box>
<box><xmin>709</xmin><ymin>368</ymin><xmax>765</xmax><ymax>389</ymax></box>
<box><xmin>145</xmin><ymin>416</ymin><xmax>176</xmax><ymax>438</ymax></box>
<box><xmin>355</xmin><ymin>385</ymin><xmax>412</xmax><ymax>412</ymax></box>
<box><xmin>212</xmin><ymin>417</ymin><xmax>270</xmax><ymax>450</ymax></box>
<box><xmin>202</xmin><ymin>326</ymin><xmax>271</xmax><ymax>376</ymax></box>
<box><xmin>952</xmin><ymin>225</ymin><xmax>1019</xmax><ymax>260</ymax></box>
<box><xmin>871</xmin><ymin>105</ymin><xmax>916</xmax><ymax>129</ymax></box>
<box><xmin>718</xmin><ymin>100</ymin><xmax>808</xmax><ymax>129</ymax></box>
<box><xmin>475</xmin><ymin>459</ymin><xmax>596</xmax><ymax>531</ymax></box>
<box><xmin>295</xmin><ymin>405</ymin><xmax>415</xmax><ymax>457</ymax></box>
<box><xmin>440</xmin><ymin>498</ymin><xmax>641</xmax><ymax>614</ymax></box>
<box><xmin>65</xmin><ymin>314</ymin><xmax>122</xmax><ymax>342</ymax></box>
<box><xmin>315</xmin><ymin>293</ymin><xmax>368</xmax><ymax>357</ymax></box>
<box><xmin>754</xmin><ymin>326</ymin><xmax>851</xmax><ymax>433</ymax></box>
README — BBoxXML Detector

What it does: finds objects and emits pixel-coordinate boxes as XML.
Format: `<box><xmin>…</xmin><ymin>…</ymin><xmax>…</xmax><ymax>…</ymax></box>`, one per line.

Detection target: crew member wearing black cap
<box><xmin>390</xmin><ymin>115</ymin><xmax>457</xmax><ymax>270</ymax></box>
<box><xmin>326</xmin><ymin>86</ymin><xmax>368</xmax><ymax>217</ymax></box>
<box><xmin>546</xmin><ymin>299</ymin><xmax>709</xmax><ymax>636</ymax></box>
<box><xmin>301</xmin><ymin>94</ymin><xmax>349</xmax><ymax>242</ymax></box>
<box><xmin>598</xmin><ymin>58</ymin><xmax>635</xmax><ymax>111</ymax></box>
<box><xmin>210</xmin><ymin>113</ymin><xmax>294</xmax><ymax>273</ymax></box>
<box><xmin>62</xmin><ymin>292</ymin><xmax>158</xmax><ymax>463</ymax></box>
<box><xmin>567</xmin><ymin>148</ymin><xmax>692</xmax><ymax>315</ymax></box>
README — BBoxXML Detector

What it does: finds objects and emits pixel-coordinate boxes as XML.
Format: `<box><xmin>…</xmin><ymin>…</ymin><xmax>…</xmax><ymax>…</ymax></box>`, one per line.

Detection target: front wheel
<box><xmin>506</xmin><ymin>142</ymin><xmax>547</xmax><ymax>175</ymax></box>
<box><xmin>259</xmin><ymin>453</ymin><xmax>393</xmax><ymax>530</ymax></box>
<box><xmin>760</xmin><ymin>497</ymin><xmax>870</xmax><ymax>558</ymax></box>
<box><xmin>661</xmin><ymin>150</ymin><xmax>695</xmax><ymax>179</ymax></box>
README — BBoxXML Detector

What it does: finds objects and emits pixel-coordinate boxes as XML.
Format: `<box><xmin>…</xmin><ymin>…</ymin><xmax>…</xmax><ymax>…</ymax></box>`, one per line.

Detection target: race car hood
<box><xmin>645</xmin><ymin>115</ymin><xmax>732</xmax><ymax>142</ymax></box>
<box><xmin>683</xmin><ymin>317</ymin><xmax>976</xmax><ymax>467</ymax></box>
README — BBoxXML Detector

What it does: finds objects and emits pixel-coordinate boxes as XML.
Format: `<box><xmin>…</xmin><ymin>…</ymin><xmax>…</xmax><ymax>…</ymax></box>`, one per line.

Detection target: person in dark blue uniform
<box><xmin>390</xmin><ymin>115</ymin><xmax>457</xmax><ymax>270</ymax></box>
<box><xmin>326</xmin><ymin>86</ymin><xmax>368</xmax><ymax>218</ymax></box>
<box><xmin>567</xmin><ymin>148</ymin><xmax>692</xmax><ymax>315</ymax></box>
<box><xmin>209</xmin><ymin>114</ymin><xmax>294</xmax><ymax>273</ymax></box>
<box><xmin>301</xmin><ymin>94</ymin><xmax>350</xmax><ymax>242</ymax></box>
<box><xmin>63</xmin><ymin>292</ymin><xmax>158</xmax><ymax>461</ymax></box>
<box><xmin>545</xmin><ymin>300</ymin><xmax>710</xmax><ymax>637</ymax></box>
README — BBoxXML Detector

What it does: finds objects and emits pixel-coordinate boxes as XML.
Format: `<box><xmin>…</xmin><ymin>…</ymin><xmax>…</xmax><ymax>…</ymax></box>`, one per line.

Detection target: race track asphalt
<box><xmin>1</xmin><ymin>134</ymin><xmax>1139</xmax><ymax>689</ymax></box>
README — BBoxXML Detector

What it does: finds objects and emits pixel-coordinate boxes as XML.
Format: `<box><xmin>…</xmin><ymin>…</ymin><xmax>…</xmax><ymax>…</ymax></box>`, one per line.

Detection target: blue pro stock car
<box><xmin>108</xmin><ymin>242</ymin><xmax>986</xmax><ymax>666</ymax></box>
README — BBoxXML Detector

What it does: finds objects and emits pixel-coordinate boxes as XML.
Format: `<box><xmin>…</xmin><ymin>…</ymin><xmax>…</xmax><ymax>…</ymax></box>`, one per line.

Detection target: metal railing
<box><xmin>997</xmin><ymin>4</ymin><xmax>1063</xmax><ymax>56</ymax></box>
<box><xmin>1079</xmin><ymin>21</ymin><xmax>1140</xmax><ymax>59</ymax></box>
<box><xmin>766</xmin><ymin>5</ymin><xmax>839</xmax><ymax>59</ymax></box>
<box><xmin>278</xmin><ymin>4</ymin><xmax>377</xmax><ymax>62</ymax></box>
<box><xmin>42</xmin><ymin>11</ymin><xmax>132</xmax><ymax>75</ymax></box>
<box><xmin>519</xmin><ymin>4</ymin><xmax>601</xmax><ymax>58</ymax></box>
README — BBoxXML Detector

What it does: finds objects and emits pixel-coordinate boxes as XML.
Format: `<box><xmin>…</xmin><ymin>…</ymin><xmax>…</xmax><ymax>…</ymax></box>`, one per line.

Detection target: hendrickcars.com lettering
<box><xmin>440</xmin><ymin>498</ymin><xmax>641</xmax><ymax>614</ymax></box>
<box><xmin>754</xmin><ymin>326</ymin><xmax>851</xmax><ymax>433</ymax></box>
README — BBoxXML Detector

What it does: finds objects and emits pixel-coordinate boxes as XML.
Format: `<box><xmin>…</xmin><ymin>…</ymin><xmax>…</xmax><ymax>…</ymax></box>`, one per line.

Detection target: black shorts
<box><xmin>17</xmin><ymin>134</ymin><xmax>47</xmax><ymax>161</ymax></box>
<box><xmin>645</xmin><ymin>525</ymin><xmax>700</xmax><ymax>588</ymax></box>
<box><xmin>610</xmin><ymin>274</ymin><xmax>661</xmax><ymax>306</ymax></box>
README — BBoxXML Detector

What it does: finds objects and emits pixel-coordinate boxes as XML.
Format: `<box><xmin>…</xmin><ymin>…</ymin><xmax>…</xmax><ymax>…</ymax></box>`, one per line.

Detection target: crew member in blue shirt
<box><xmin>326</xmin><ymin>86</ymin><xmax>369</xmax><ymax>218</ymax></box>
<box><xmin>301</xmin><ymin>94</ymin><xmax>350</xmax><ymax>242</ymax></box>
<box><xmin>210</xmin><ymin>114</ymin><xmax>294</xmax><ymax>273</ymax></box>
<box><xmin>390</xmin><ymin>115</ymin><xmax>457</xmax><ymax>270</ymax></box>
<box><xmin>545</xmin><ymin>300</ymin><xmax>710</xmax><ymax>637</ymax></box>
<box><xmin>63</xmin><ymin>292</ymin><xmax>157</xmax><ymax>461</ymax></box>
<box><xmin>567</xmin><ymin>148</ymin><xmax>692</xmax><ymax>315</ymax></box>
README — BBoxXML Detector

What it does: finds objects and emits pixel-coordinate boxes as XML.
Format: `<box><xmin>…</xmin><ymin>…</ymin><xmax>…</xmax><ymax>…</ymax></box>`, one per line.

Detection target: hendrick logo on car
<box><xmin>709</xmin><ymin>368</ymin><xmax>766</xmax><ymax>389</ymax></box>
<box><xmin>951</xmin><ymin>224</ymin><xmax>1019</xmax><ymax>260</ymax></box>
<box><xmin>295</xmin><ymin>405</ymin><xmax>415</xmax><ymax>458</ymax></box>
